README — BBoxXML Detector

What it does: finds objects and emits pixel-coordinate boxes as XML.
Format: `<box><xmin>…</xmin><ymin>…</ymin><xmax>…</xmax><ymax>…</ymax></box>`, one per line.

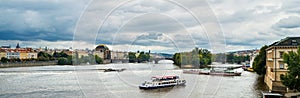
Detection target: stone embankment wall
<box><xmin>0</xmin><ymin>61</ymin><xmax>57</xmax><ymax>68</ymax></box>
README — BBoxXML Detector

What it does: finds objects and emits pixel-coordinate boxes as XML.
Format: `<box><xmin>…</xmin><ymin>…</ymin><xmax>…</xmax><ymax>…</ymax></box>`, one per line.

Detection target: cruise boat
<box><xmin>139</xmin><ymin>75</ymin><xmax>186</xmax><ymax>89</ymax></box>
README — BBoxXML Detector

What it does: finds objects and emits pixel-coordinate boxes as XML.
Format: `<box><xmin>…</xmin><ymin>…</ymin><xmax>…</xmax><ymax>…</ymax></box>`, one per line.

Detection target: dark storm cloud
<box><xmin>0</xmin><ymin>0</ymin><xmax>88</xmax><ymax>41</ymax></box>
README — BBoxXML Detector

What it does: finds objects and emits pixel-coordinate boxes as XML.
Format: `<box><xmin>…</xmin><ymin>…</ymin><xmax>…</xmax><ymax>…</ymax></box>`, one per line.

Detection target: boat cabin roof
<box><xmin>151</xmin><ymin>75</ymin><xmax>178</xmax><ymax>79</ymax></box>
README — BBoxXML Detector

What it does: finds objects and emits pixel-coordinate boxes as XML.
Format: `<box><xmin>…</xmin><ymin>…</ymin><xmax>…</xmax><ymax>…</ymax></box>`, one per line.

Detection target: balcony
<box><xmin>270</xmin><ymin>68</ymin><xmax>288</xmax><ymax>72</ymax></box>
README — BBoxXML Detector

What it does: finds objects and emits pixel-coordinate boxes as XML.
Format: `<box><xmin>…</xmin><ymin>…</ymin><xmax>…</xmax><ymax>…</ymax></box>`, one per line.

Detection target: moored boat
<box><xmin>183</xmin><ymin>67</ymin><xmax>242</xmax><ymax>76</ymax></box>
<box><xmin>139</xmin><ymin>75</ymin><xmax>186</xmax><ymax>90</ymax></box>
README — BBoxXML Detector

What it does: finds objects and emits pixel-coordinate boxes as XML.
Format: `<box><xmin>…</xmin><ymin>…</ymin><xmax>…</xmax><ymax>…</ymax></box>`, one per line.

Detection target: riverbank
<box><xmin>0</xmin><ymin>61</ymin><xmax>57</xmax><ymax>68</ymax></box>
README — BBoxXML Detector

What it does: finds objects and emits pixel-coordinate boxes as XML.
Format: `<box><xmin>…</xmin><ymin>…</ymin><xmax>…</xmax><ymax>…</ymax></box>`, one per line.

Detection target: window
<box><xmin>292</xmin><ymin>40</ymin><xmax>297</xmax><ymax>45</ymax></box>
<box><xmin>279</xmin><ymin>63</ymin><xmax>284</xmax><ymax>69</ymax></box>
<box><xmin>279</xmin><ymin>51</ymin><xmax>284</xmax><ymax>58</ymax></box>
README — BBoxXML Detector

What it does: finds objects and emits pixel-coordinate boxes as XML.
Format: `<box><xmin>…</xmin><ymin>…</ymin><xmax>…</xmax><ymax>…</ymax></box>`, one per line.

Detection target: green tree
<box><xmin>253</xmin><ymin>45</ymin><xmax>268</xmax><ymax>75</ymax></box>
<box><xmin>173</xmin><ymin>53</ymin><xmax>181</xmax><ymax>66</ymax></box>
<box><xmin>280</xmin><ymin>46</ymin><xmax>300</xmax><ymax>91</ymax></box>
<box><xmin>226</xmin><ymin>53</ymin><xmax>235</xmax><ymax>64</ymax></box>
<box><xmin>1</xmin><ymin>57</ymin><xmax>8</xmax><ymax>63</ymax></box>
<box><xmin>173</xmin><ymin>48</ymin><xmax>212</xmax><ymax>68</ymax></box>
<box><xmin>95</xmin><ymin>55</ymin><xmax>103</xmax><ymax>64</ymax></box>
<box><xmin>128</xmin><ymin>52</ymin><xmax>136</xmax><ymax>63</ymax></box>
<box><xmin>38</xmin><ymin>51</ymin><xmax>53</xmax><ymax>61</ymax></box>
<box><xmin>137</xmin><ymin>51</ymin><xmax>150</xmax><ymax>63</ymax></box>
<box><xmin>57</xmin><ymin>58</ymin><xmax>68</xmax><ymax>65</ymax></box>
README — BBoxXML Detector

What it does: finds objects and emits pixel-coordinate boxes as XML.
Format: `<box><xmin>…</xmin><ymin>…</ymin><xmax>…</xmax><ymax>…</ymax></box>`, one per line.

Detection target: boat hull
<box><xmin>139</xmin><ymin>84</ymin><xmax>176</xmax><ymax>90</ymax></box>
<box><xmin>201</xmin><ymin>72</ymin><xmax>241</xmax><ymax>76</ymax></box>
<box><xmin>139</xmin><ymin>82</ymin><xmax>186</xmax><ymax>90</ymax></box>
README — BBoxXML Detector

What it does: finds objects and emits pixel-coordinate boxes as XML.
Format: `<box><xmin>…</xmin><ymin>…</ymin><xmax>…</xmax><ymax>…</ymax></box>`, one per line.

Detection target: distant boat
<box><xmin>183</xmin><ymin>65</ymin><xmax>243</xmax><ymax>76</ymax></box>
<box><xmin>139</xmin><ymin>75</ymin><xmax>186</xmax><ymax>89</ymax></box>
<box><xmin>103</xmin><ymin>68</ymin><xmax>126</xmax><ymax>72</ymax></box>
<box><xmin>208</xmin><ymin>68</ymin><xmax>242</xmax><ymax>76</ymax></box>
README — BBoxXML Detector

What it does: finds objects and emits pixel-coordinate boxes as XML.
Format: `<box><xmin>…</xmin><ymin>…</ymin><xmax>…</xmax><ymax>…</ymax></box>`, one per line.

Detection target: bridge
<box><xmin>150</xmin><ymin>57</ymin><xmax>173</xmax><ymax>64</ymax></box>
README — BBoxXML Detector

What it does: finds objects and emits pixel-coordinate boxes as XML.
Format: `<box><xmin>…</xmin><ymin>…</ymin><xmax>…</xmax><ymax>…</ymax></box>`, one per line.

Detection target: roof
<box><xmin>152</xmin><ymin>75</ymin><xmax>178</xmax><ymax>79</ymax></box>
<box><xmin>269</xmin><ymin>37</ymin><xmax>300</xmax><ymax>47</ymax></box>
<box><xmin>95</xmin><ymin>44</ymin><xmax>109</xmax><ymax>50</ymax></box>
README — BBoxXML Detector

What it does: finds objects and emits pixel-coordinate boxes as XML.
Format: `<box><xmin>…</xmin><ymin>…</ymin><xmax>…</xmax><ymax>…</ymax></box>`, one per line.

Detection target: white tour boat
<box><xmin>139</xmin><ymin>75</ymin><xmax>186</xmax><ymax>89</ymax></box>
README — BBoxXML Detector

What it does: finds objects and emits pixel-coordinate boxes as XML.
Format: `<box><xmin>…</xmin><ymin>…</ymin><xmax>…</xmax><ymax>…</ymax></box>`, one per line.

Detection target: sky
<box><xmin>0</xmin><ymin>0</ymin><xmax>299</xmax><ymax>53</ymax></box>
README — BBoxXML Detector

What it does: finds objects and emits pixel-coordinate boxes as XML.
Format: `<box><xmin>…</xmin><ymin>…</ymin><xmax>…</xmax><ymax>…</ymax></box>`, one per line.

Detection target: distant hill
<box><xmin>150</xmin><ymin>53</ymin><xmax>173</xmax><ymax>58</ymax></box>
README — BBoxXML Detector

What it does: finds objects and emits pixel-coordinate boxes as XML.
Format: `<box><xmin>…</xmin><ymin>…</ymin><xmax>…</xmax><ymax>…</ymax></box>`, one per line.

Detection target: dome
<box><xmin>95</xmin><ymin>44</ymin><xmax>109</xmax><ymax>51</ymax></box>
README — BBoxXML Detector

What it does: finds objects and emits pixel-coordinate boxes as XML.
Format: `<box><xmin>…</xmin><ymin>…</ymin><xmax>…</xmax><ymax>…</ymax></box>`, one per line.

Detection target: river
<box><xmin>0</xmin><ymin>61</ymin><xmax>265</xmax><ymax>98</ymax></box>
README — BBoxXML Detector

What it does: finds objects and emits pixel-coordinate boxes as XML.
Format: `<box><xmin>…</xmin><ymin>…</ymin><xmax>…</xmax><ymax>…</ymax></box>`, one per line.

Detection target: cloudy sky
<box><xmin>0</xmin><ymin>0</ymin><xmax>299</xmax><ymax>53</ymax></box>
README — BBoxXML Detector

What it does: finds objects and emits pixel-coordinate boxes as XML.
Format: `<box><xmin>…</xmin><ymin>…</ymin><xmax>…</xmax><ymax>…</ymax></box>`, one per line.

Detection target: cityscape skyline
<box><xmin>0</xmin><ymin>0</ymin><xmax>299</xmax><ymax>53</ymax></box>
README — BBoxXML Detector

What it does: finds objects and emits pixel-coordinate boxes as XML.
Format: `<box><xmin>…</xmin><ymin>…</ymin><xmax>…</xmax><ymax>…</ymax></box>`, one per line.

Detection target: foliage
<box><xmin>57</xmin><ymin>55</ymin><xmax>73</xmax><ymax>65</ymax></box>
<box><xmin>128</xmin><ymin>52</ymin><xmax>137</xmax><ymax>63</ymax></box>
<box><xmin>226</xmin><ymin>53</ymin><xmax>250</xmax><ymax>64</ymax></box>
<box><xmin>212</xmin><ymin>53</ymin><xmax>226</xmax><ymax>63</ymax></box>
<box><xmin>53</xmin><ymin>51</ymin><xmax>68</xmax><ymax>58</ymax></box>
<box><xmin>173</xmin><ymin>48</ymin><xmax>212</xmax><ymax>68</ymax></box>
<box><xmin>38</xmin><ymin>51</ymin><xmax>53</xmax><ymax>61</ymax></box>
<box><xmin>280</xmin><ymin>46</ymin><xmax>300</xmax><ymax>91</ymax></box>
<box><xmin>1</xmin><ymin>57</ymin><xmax>8</xmax><ymax>63</ymax></box>
<box><xmin>9</xmin><ymin>58</ymin><xmax>21</xmax><ymax>62</ymax></box>
<box><xmin>253</xmin><ymin>45</ymin><xmax>268</xmax><ymax>75</ymax></box>
<box><xmin>95</xmin><ymin>55</ymin><xmax>103</xmax><ymax>64</ymax></box>
<box><xmin>173</xmin><ymin>53</ymin><xmax>181</xmax><ymax>66</ymax></box>
<box><xmin>72</xmin><ymin>54</ymin><xmax>103</xmax><ymax>65</ymax></box>
<box><xmin>137</xmin><ymin>51</ymin><xmax>150</xmax><ymax>63</ymax></box>
<box><xmin>128</xmin><ymin>51</ymin><xmax>150</xmax><ymax>63</ymax></box>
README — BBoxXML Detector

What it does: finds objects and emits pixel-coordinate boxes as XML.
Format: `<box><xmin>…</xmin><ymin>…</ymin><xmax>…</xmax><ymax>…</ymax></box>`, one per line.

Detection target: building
<box><xmin>111</xmin><ymin>51</ymin><xmax>128</xmax><ymax>59</ymax></box>
<box><xmin>6</xmin><ymin>51</ymin><xmax>20</xmax><ymax>59</ymax></box>
<box><xmin>19</xmin><ymin>52</ymin><xmax>28</xmax><ymax>59</ymax></box>
<box><xmin>0</xmin><ymin>47</ymin><xmax>38</xmax><ymax>60</ymax></box>
<box><xmin>16</xmin><ymin>43</ymin><xmax>20</xmax><ymax>48</ymax></box>
<box><xmin>1</xmin><ymin>45</ymin><xmax>11</xmax><ymax>48</ymax></box>
<box><xmin>264</xmin><ymin>37</ymin><xmax>300</xmax><ymax>92</ymax></box>
<box><xmin>94</xmin><ymin>44</ymin><xmax>111</xmax><ymax>60</ymax></box>
<box><xmin>27</xmin><ymin>52</ymin><xmax>38</xmax><ymax>59</ymax></box>
<box><xmin>0</xmin><ymin>50</ymin><xmax>7</xmax><ymax>59</ymax></box>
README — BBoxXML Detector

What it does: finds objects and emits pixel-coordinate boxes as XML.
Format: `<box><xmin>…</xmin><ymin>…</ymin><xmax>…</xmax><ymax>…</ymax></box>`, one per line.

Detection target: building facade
<box><xmin>27</xmin><ymin>52</ymin><xmax>38</xmax><ymax>59</ymax></box>
<box><xmin>264</xmin><ymin>37</ymin><xmax>300</xmax><ymax>92</ymax></box>
<box><xmin>95</xmin><ymin>44</ymin><xmax>111</xmax><ymax>60</ymax></box>
<box><xmin>6</xmin><ymin>52</ymin><xmax>20</xmax><ymax>59</ymax></box>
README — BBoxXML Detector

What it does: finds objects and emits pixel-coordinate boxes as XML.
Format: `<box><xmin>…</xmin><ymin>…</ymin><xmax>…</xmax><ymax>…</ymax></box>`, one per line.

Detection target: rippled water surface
<box><xmin>0</xmin><ymin>62</ymin><xmax>264</xmax><ymax>98</ymax></box>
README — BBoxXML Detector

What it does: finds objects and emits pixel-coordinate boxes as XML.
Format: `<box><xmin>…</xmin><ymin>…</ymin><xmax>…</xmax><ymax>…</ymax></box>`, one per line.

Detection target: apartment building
<box><xmin>264</xmin><ymin>37</ymin><xmax>300</xmax><ymax>92</ymax></box>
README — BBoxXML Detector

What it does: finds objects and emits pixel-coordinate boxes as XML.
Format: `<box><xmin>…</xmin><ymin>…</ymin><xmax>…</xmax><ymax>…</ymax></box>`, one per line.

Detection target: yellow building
<box><xmin>20</xmin><ymin>52</ymin><xmax>28</xmax><ymax>59</ymax></box>
<box><xmin>19</xmin><ymin>52</ymin><xmax>37</xmax><ymax>60</ymax></box>
<box><xmin>264</xmin><ymin>37</ymin><xmax>300</xmax><ymax>92</ymax></box>
<box><xmin>0</xmin><ymin>52</ymin><xmax>6</xmax><ymax>59</ymax></box>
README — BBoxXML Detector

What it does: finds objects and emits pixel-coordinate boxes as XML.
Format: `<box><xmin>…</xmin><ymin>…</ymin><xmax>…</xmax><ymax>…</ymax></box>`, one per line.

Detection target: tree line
<box><xmin>173</xmin><ymin>48</ymin><xmax>212</xmax><ymax>68</ymax></box>
<box><xmin>0</xmin><ymin>51</ymin><xmax>103</xmax><ymax>65</ymax></box>
<box><xmin>226</xmin><ymin>53</ymin><xmax>250</xmax><ymax>64</ymax></box>
<box><xmin>128</xmin><ymin>51</ymin><xmax>150</xmax><ymax>63</ymax></box>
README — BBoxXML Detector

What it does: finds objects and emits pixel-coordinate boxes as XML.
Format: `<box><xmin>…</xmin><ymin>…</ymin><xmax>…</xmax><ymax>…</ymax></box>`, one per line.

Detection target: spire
<box><xmin>16</xmin><ymin>43</ymin><xmax>20</xmax><ymax>48</ymax></box>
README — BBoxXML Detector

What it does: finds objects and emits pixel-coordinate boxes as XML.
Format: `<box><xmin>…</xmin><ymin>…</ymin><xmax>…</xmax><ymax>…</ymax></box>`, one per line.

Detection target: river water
<box><xmin>0</xmin><ymin>61</ymin><xmax>265</xmax><ymax>98</ymax></box>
